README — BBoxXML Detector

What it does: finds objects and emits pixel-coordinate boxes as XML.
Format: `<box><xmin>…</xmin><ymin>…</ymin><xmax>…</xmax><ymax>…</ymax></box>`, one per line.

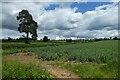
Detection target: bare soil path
<box><xmin>3</xmin><ymin>53</ymin><xmax>80</xmax><ymax>79</ymax></box>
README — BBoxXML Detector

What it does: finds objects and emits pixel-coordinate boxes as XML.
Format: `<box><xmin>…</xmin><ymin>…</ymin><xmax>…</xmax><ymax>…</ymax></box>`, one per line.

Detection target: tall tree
<box><xmin>16</xmin><ymin>10</ymin><xmax>38</xmax><ymax>43</ymax></box>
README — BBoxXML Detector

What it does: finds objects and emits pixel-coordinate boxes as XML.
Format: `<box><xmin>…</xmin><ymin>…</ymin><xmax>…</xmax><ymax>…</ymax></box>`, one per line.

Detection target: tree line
<box><xmin>2</xmin><ymin>36</ymin><xmax>119</xmax><ymax>43</ymax></box>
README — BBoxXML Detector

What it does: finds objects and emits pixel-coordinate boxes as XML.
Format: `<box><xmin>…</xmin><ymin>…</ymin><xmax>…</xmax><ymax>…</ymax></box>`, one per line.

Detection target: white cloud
<box><xmin>110</xmin><ymin>0</ymin><xmax>120</xmax><ymax>2</ymax></box>
<box><xmin>38</xmin><ymin>3</ymin><xmax>118</xmax><ymax>39</ymax></box>
<box><xmin>2</xmin><ymin>0</ymin><xmax>118</xmax><ymax>2</ymax></box>
<box><xmin>0</xmin><ymin>2</ymin><xmax>1</xmax><ymax>34</ymax></box>
<box><xmin>75</xmin><ymin>5</ymin><xmax>117</xmax><ymax>30</ymax></box>
<box><xmin>2</xmin><ymin>2</ymin><xmax>118</xmax><ymax>40</ymax></box>
<box><xmin>38</xmin><ymin>8</ymin><xmax>81</xmax><ymax>31</ymax></box>
<box><xmin>2</xmin><ymin>28</ymin><xmax>24</xmax><ymax>39</ymax></box>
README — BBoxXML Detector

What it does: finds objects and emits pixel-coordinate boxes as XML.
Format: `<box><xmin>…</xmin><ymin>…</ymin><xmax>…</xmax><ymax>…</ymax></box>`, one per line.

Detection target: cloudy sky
<box><xmin>1</xmin><ymin>0</ymin><xmax>119</xmax><ymax>40</ymax></box>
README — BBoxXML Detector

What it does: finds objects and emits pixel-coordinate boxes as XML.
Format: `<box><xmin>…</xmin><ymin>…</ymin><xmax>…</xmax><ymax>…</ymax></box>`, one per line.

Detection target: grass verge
<box><xmin>50</xmin><ymin>61</ymin><xmax>118</xmax><ymax>78</ymax></box>
<box><xmin>2</xmin><ymin>60</ymin><xmax>54</xmax><ymax>79</ymax></box>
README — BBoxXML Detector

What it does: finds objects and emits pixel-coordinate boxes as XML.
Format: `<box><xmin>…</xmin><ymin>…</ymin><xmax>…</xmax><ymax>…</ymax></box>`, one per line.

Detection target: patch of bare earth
<box><xmin>3</xmin><ymin>53</ymin><xmax>80</xmax><ymax>79</ymax></box>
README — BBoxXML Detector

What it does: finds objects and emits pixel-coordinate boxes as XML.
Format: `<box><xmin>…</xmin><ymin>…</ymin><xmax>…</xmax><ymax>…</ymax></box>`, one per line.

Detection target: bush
<box><xmin>43</xmin><ymin>36</ymin><xmax>50</xmax><ymax>42</ymax></box>
<box><xmin>66</xmin><ymin>39</ymin><xmax>72</xmax><ymax>42</ymax></box>
<box><xmin>113</xmin><ymin>37</ymin><xmax>118</xmax><ymax>40</ymax></box>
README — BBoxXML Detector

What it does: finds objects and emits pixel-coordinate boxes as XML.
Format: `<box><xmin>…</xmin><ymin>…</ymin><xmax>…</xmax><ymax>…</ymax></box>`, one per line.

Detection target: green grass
<box><xmin>26</xmin><ymin>40</ymin><xmax>118</xmax><ymax>63</ymax></box>
<box><xmin>2</xmin><ymin>41</ymin><xmax>68</xmax><ymax>55</ymax></box>
<box><xmin>2</xmin><ymin>60</ymin><xmax>54</xmax><ymax>79</ymax></box>
<box><xmin>2</xmin><ymin>42</ymin><xmax>66</xmax><ymax>49</ymax></box>
<box><xmin>3</xmin><ymin>40</ymin><xmax>118</xmax><ymax>63</ymax></box>
<box><xmin>50</xmin><ymin>62</ymin><xmax>118</xmax><ymax>78</ymax></box>
<box><xmin>26</xmin><ymin>40</ymin><xmax>118</xmax><ymax>78</ymax></box>
<box><xmin>2</xmin><ymin>40</ymin><xmax>119</xmax><ymax>78</ymax></box>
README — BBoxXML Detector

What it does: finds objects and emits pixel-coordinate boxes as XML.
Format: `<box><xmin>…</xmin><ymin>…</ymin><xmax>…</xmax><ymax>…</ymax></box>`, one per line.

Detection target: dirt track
<box><xmin>3</xmin><ymin>53</ymin><xmax>80</xmax><ymax>79</ymax></box>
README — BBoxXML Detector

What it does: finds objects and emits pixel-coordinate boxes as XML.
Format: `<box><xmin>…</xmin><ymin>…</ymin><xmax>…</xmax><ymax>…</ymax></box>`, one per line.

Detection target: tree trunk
<box><xmin>26</xmin><ymin>32</ymin><xmax>30</xmax><ymax>44</ymax></box>
<box><xmin>27</xmin><ymin>32</ymin><xmax>29</xmax><ymax>40</ymax></box>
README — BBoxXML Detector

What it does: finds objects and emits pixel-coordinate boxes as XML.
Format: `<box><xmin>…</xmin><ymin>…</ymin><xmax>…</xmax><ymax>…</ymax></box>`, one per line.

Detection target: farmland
<box><xmin>2</xmin><ymin>60</ymin><xmax>53</xmax><ymax>79</ymax></box>
<box><xmin>2</xmin><ymin>40</ymin><xmax>119</xmax><ymax>79</ymax></box>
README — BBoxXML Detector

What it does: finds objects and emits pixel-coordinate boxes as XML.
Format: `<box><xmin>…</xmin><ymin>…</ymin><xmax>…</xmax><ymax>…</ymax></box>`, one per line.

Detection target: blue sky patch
<box><xmin>45</xmin><ymin>4</ymin><xmax>59</xmax><ymax>11</ymax></box>
<box><xmin>71</xmin><ymin>2</ymin><xmax>113</xmax><ymax>13</ymax></box>
<box><xmin>45</xmin><ymin>2</ymin><xmax>113</xmax><ymax>13</ymax></box>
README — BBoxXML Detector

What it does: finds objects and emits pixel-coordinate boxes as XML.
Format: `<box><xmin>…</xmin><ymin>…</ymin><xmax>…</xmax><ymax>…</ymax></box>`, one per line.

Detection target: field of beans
<box><xmin>27</xmin><ymin>40</ymin><xmax>118</xmax><ymax>64</ymax></box>
<box><xmin>2</xmin><ymin>42</ymin><xmax>68</xmax><ymax>55</ymax></box>
<box><xmin>2</xmin><ymin>40</ymin><xmax>119</xmax><ymax>78</ymax></box>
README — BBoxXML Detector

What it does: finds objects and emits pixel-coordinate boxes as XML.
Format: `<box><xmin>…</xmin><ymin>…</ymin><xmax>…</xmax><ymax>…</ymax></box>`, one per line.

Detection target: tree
<box><xmin>66</xmin><ymin>39</ymin><xmax>72</xmax><ymax>42</ymax></box>
<box><xmin>110</xmin><ymin>37</ymin><xmax>112</xmax><ymax>40</ymax></box>
<box><xmin>43</xmin><ymin>36</ymin><xmax>49</xmax><ymax>42</ymax></box>
<box><xmin>8</xmin><ymin>37</ymin><xmax>12</xmax><ymax>41</ymax></box>
<box><xmin>16</xmin><ymin>10</ymin><xmax>38</xmax><ymax>43</ymax></box>
<box><xmin>113</xmin><ymin>36</ymin><xmax>118</xmax><ymax>40</ymax></box>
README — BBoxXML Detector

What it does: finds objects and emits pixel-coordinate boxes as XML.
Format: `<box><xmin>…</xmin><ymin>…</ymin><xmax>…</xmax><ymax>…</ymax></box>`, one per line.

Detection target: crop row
<box><xmin>29</xmin><ymin>40</ymin><xmax>118</xmax><ymax>63</ymax></box>
<box><xmin>2</xmin><ymin>42</ymin><xmax>66</xmax><ymax>50</ymax></box>
<box><xmin>2</xmin><ymin>40</ymin><xmax>118</xmax><ymax>63</ymax></box>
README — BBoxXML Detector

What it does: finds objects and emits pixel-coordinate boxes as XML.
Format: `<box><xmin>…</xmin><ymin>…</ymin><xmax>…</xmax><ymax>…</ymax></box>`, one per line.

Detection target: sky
<box><xmin>1</xmin><ymin>0</ymin><xmax>120</xmax><ymax>40</ymax></box>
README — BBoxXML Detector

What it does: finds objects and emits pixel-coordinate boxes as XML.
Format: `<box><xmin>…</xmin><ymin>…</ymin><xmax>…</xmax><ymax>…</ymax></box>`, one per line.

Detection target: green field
<box><xmin>2</xmin><ymin>41</ymin><xmax>68</xmax><ymax>55</ymax></box>
<box><xmin>50</xmin><ymin>61</ymin><xmax>118</xmax><ymax>78</ymax></box>
<box><xmin>32</xmin><ymin>40</ymin><xmax>118</xmax><ymax>63</ymax></box>
<box><xmin>2</xmin><ymin>40</ymin><xmax>119</xmax><ymax>78</ymax></box>
<box><xmin>2</xmin><ymin>60</ymin><xmax>53</xmax><ymax>79</ymax></box>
